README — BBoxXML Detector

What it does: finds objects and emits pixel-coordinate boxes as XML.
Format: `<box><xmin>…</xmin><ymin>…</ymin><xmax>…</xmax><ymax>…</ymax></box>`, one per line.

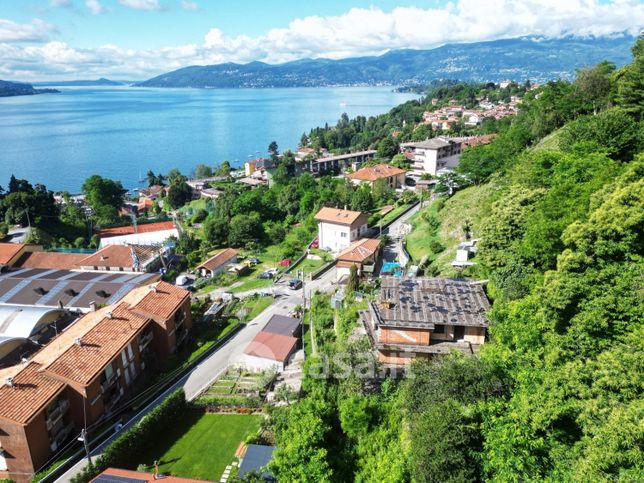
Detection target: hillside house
<box><xmin>196</xmin><ymin>248</ymin><xmax>238</xmax><ymax>278</ymax></box>
<box><xmin>346</xmin><ymin>163</ymin><xmax>406</xmax><ymax>189</ymax></box>
<box><xmin>335</xmin><ymin>238</ymin><xmax>381</xmax><ymax>281</ymax></box>
<box><xmin>361</xmin><ymin>276</ymin><xmax>489</xmax><ymax>367</ymax></box>
<box><xmin>315</xmin><ymin>207</ymin><xmax>369</xmax><ymax>253</ymax></box>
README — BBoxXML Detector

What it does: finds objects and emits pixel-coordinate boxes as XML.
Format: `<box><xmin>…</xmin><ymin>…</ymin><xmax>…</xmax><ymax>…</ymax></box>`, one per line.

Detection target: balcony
<box><xmin>49</xmin><ymin>423</ymin><xmax>74</xmax><ymax>452</ymax></box>
<box><xmin>45</xmin><ymin>399</ymin><xmax>70</xmax><ymax>431</ymax></box>
<box><xmin>138</xmin><ymin>331</ymin><xmax>153</xmax><ymax>351</ymax></box>
<box><xmin>104</xmin><ymin>387</ymin><xmax>122</xmax><ymax>412</ymax></box>
<box><xmin>100</xmin><ymin>368</ymin><xmax>121</xmax><ymax>394</ymax></box>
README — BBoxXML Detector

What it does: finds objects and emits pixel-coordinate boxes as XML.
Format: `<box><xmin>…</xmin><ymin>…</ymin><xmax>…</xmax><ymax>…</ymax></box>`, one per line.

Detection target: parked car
<box><xmin>248</xmin><ymin>257</ymin><xmax>261</xmax><ymax>265</ymax></box>
<box><xmin>258</xmin><ymin>271</ymin><xmax>273</xmax><ymax>279</ymax></box>
<box><xmin>266</xmin><ymin>268</ymin><xmax>280</xmax><ymax>276</ymax></box>
<box><xmin>279</xmin><ymin>259</ymin><xmax>291</xmax><ymax>267</ymax></box>
<box><xmin>288</xmin><ymin>279</ymin><xmax>303</xmax><ymax>290</ymax></box>
<box><xmin>175</xmin><ymin>274</ymin><xmax>194</xmax><ymax>286</ymax></box>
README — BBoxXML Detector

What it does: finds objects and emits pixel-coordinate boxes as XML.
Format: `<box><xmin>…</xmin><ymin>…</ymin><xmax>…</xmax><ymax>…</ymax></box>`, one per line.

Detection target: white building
<box><xmin>401</xmin><ymin>137</ymin><xmax>463</xmax><ymax>177</ymax></box>
<box><xmin>314</xmin><ymin>207</ymin><xmax>369</xmax><ymax>253</ymax></box>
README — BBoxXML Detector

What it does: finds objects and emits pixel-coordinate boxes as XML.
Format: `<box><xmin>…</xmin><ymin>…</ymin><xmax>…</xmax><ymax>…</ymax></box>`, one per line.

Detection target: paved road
<box><xmin>382</xmin><ymin>202</ymin><xmax>422</xmax><ymax>264</ymax></box>
<box><xmin>183</xmin><ymin>293</ymin><xmax>301</xmax><ymax>399</ymax></box>
<box><xmin>55</xmin><ymin>264</ymin><xmax>338</xmax><ymax>483</ymax></box>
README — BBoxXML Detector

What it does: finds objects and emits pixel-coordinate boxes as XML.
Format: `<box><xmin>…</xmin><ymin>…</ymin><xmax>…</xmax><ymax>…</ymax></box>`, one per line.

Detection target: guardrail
<box><xmin>310</xmin><ymin>259</ymin><xmax>336</xmax><ymax>280</ymax></box>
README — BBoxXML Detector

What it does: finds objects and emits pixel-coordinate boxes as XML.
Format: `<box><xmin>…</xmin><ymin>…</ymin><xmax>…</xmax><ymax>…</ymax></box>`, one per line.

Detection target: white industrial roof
<box><xmin>0</xmin><ymin>305</ymin><xmax>66</xmax><ymax>359</ymax></box>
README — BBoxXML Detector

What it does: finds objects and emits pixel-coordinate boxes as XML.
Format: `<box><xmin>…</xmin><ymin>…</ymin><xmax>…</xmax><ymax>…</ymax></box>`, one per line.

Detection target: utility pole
<box><xmin>78</xmin><ymin>428</ymin><xmax>92</xmax><ymax>465</ymax></box>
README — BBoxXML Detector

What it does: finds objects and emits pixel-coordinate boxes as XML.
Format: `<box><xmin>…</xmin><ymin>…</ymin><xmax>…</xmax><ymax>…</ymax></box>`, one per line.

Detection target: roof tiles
<box><xmin>43</xmin><ymin>303</ymin><xmax>149</xmax><ymax>386</ymax></box>
<box><xmin>0</xmin><ymin>362</ymin><xmax>65</xmax><ymax>424</ymax></box>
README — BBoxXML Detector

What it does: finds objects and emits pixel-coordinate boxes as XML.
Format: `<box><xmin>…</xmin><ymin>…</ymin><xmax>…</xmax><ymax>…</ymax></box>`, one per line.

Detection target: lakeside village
<box><xmin>0</xmin><ymin>80</ymin><xmax>526</xmax><ymax>483</ymax></box>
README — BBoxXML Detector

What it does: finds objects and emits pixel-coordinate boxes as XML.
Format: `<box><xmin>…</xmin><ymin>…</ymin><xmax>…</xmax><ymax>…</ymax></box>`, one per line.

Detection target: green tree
<box><xmin>615</xmin><ymin>34</ymin><xmax>644</xmax><ymax>120</ymax></box>
<box><xmin>203</xmin><ymin>214</ymin><xmax>229</xmax><ymax>248</ymax></box>
<box><xmin>350</xmin><ymin>185</ymin><xmax>373</xmax><ymax>212</ymax></box>
<box><xmin>216</xmin><ymin>160</ymin><xmax>231</xmax><ymax>177</ymax></box>
<box><xmin>346</xmin><ymin>264</ymin><xmax>359</xmax><ymax>293</ymax></box>
<box><xmin>167</xmin><ymin>181</ymin><xmax>193</xmax><ymax>209</ymax></box>
<box><xmin>228</xmin><ymin>212</ymin><xmax>264</xmax><ymax>248</ymax></box>
<box><xmin>193</xmin><ymin>163</ymin><xmax>213</xmax><ymax>179</ymax></box>
<box><xmin>376</xmin><ymin>136</ymin><xmax>399</xmax><ymax>159</ymax></box>
<box><xmin>81</xmin><ymin>175</ymin><xmax>125</xmax><ymax>224</ymax></box>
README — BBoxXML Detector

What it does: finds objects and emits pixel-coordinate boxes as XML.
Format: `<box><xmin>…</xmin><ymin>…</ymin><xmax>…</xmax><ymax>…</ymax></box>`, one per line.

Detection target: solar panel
<box><xmin>93</xmin><ymin>475</ymin><xmax>147</xmax><ymax>483</ymax></box>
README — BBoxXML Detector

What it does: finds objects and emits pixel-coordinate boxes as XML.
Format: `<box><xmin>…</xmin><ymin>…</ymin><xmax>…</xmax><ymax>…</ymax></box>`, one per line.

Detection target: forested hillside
<box><xmin>266</xmin><ymin>36</ymin><xmax>643</xmax><ymax>482</ymax></box>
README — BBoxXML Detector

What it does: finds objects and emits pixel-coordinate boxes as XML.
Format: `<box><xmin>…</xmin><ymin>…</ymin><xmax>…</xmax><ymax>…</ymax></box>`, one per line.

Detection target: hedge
<box><xmin>71</xmin><ymin>389</ymin><xmax>187</xmax><ymax>483</ymax></box>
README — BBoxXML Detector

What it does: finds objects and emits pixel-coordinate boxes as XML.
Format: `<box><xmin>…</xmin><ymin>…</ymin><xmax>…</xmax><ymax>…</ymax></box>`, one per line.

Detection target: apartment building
<box><xmin>400</xmin><ymin>137</ymin><xmax>463</xmax><ymax>177</ymax></box>
<box><xmin>0</xmin><ymin>281</ymin><xmax>191</xmax><ymax>482</ymax></box>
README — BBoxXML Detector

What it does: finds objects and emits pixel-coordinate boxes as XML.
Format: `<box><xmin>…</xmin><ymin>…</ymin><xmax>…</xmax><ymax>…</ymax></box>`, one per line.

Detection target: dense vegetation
<box><xmin>266</xmin><ymin>36</ymin><xmax>643</xmax><ymax>482</ymax></box>
<box><xmin>0</xmin><ymin>80</ymin><xmax>59</xmax><ymax>97</ymax></box>
<box><xmin>135</xmin><ymin>36</ymin><xmax>634</xmax><ymax>88</ymax></box>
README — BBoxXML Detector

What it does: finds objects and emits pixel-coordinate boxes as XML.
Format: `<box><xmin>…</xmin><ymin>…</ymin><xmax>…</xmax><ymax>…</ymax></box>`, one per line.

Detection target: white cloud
<box><xmin>85</xmin><ymin>0</ymin><xmax>105</xmax><ymax>15</ymax></box>
<box><xmin>181</xmin><ymin>1</ymin><xmax>199</xmax><ymax>11</ymax></box>
<box><xmin>1</xmin><ymin>0</ymin><xmax>643</xmax><ymax>80</ymax></box>
<box><xmin>0</xmin><ymin>18</ymin><xmax>57</xmax><ymax>43</ymax></box>
<box><xmin>118</xmin><ymin>0</ymin><xmax>161</xmax><ymax>11</ymax></box>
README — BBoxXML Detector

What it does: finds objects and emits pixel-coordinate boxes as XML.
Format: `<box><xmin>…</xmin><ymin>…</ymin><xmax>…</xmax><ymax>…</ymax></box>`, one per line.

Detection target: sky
<box><xmin>0</xmin><ymin>0</ymin><xmax>642</xmax><ymax>81</ymax></box>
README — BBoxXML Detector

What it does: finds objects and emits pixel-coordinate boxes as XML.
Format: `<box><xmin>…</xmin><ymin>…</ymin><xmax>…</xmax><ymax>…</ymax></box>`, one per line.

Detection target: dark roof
<box><xmin>0</xmin><ymin>268</ymin><xmax>159</xmax><ymax>309</ymax></box>
<box><xmin>373</xmin><ymin>276</ymin><xmax>490</xmax><ymax>328</ymax></box>
<box><xmin>262</xmin><ymin>314</ymin><xmax>301</xmax><ymax>337</ymax></box>
<box><xmin>238</xmin><ymin>444</ymin><xmax>276</xmax><ymax>479</ymax></box>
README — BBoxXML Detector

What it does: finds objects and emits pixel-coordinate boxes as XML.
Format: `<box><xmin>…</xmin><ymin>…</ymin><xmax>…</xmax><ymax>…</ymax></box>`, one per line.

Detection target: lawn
<box><xmin>294</xmin><ymin>256</ymin><xmax>326</xmax><ymax>275</ymax></box>
<box><xmin>227</xmin><ymin>295</ymin><xmax>274</xmax><ymax>321</ymax></box>
<box><xmin>405</xmin><ymin>201</ymin><xmax>442</xmax><ymax>263</ymax></box>
<box><xmin>140</xmin><ymin>413</ymin><xmax>262</xmax><ymax>481</ymax></box>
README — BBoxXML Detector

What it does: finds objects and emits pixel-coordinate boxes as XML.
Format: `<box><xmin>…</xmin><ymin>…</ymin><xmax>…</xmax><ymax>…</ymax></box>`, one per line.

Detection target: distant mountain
<box><xmin>33</xmin><ymin>77</ymin><xmax>125</xmax><ymax>87</ymax></box>
<box><xmin>0</xmin><ymin>80</ymin><xmax>60</xmax><ymax>97</ymax></box>
<box><xmin>136</xmin><ymin>35</ymin><xmax>635</xmax><ymax>89</ymax></box>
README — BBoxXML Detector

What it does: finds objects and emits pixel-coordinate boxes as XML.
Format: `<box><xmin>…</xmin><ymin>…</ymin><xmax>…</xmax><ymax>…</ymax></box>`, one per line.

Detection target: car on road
<box><xmin>288</xmin><ymin>279</ymin><xmax>303</xmax><ymax>290</ymax></box>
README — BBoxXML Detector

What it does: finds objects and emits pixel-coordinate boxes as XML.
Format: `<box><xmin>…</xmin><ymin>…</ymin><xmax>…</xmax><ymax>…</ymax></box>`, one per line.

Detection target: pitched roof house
<box><xmin>196</xmin><ymin>248</ymin><xmax>238</xmax><ymax>278</ymax></box>
<box><xmin>346</xmin><ymin>163</ymin><xmax>406</xmax><ymax>188</ymax></box>
<box><xmin>314</xmin><ymin>208</ymin><xmax>369</xmax><ymax>253</ymax></box>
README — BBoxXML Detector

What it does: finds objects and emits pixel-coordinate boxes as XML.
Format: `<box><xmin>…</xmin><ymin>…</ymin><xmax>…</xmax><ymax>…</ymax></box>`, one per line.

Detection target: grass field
<box><xmin>228</xmin><ymin>295</ymin><xmax>274</xmax><ymax>321</ymax></box>
<box><xmin>140</xmin><ymin>413</ymin><xmax>262</xmax><ymax>481</ymax></box>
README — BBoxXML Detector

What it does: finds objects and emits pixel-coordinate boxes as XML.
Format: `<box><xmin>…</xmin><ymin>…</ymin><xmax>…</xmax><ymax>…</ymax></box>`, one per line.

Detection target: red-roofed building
<box><xmin>92</xmin><ymin>468</ymin><xmax>211</xmax><ymax>483</ymax></box>
<box><xmin>335</xmin><ymin>238</ymin><xmax>381</xmax><ymax>281</ymax></box>
<box><xmin>315</xmin><ymin>208</ymin><xmax>369</xmax><ymax>253</ymax></box>
<box><xmin>347</xmin><ymin>163</ymin><xmax>406</xmax><ymax>189</ymax></box>
<box><xmin>0</xmin><ymin>243</ymin><xmax>42</xmax><ymax>268</ymax></box>
<box><xmin>0</xmin><ymin>282</ymin><xmax>192</xmax><ymax>482</ymax></box>
<box><xmin>241</xmin><ymin>331</ymin><xmax>299</xmax><ymax>371</ymax></box>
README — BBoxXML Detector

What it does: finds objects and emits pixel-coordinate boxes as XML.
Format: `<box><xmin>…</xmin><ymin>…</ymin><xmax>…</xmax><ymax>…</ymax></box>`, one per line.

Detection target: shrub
<box><xmin>429</xmin><ymin>239</ymin><xmax>445</xmax><ymax>254</ymax></box>
<box><xmin>70</xmin><ymin>389</ymin><xmax>187</xmax><ymax>483</ymax></box>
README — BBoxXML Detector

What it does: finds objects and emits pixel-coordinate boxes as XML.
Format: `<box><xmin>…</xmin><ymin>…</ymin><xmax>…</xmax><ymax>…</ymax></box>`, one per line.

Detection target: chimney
<box><xmin>100</xmin><ymin>255</ymin><xmax>106</xmax><ymax>261</ymax></box>
<box><xmin>106</xmin><ymin>311</ymin><xmax>113</xmax><ymax>319</ymax></box>
<box><xmin>89</xmin><ymin>301</ymin><xmax>97</xmax><ymax>312</ymax></box>
<box><xmin>5</xmin><ymin>377</ymin><xmax>14</xmax><ymax>388</ymax></box>
<box><xmin>74</xmin><ymin>337</ymin><xmax>83</xmax><ymax>347</ymax></box>
<box><xmin>150</xmin><ymin>285</ymin><xmax>158</xmax><ymax>293</ymax></box>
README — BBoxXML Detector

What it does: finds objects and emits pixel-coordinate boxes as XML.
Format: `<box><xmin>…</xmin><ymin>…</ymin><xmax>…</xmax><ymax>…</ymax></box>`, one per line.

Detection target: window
<box><xmin>434</xmin><ymin>325</ymin><xmax>445</xmax><ymax>334</ymax></box>
<box><xmin>341</xmin><ymin>232</ymin><xmax>347</xmax><ymax>238</ymax></box>
<box><xmin>104</xmin><ymin>363</ymin><xmax>115</xmax><ymax>381</ymax></box>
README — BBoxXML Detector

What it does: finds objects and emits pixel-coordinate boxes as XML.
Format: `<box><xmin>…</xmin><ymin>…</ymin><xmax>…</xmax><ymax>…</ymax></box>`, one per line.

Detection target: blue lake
<box><xmin>0</xmin><ymin>86</ymin><xmax>419</xmax><ymax>192</ymax></box>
